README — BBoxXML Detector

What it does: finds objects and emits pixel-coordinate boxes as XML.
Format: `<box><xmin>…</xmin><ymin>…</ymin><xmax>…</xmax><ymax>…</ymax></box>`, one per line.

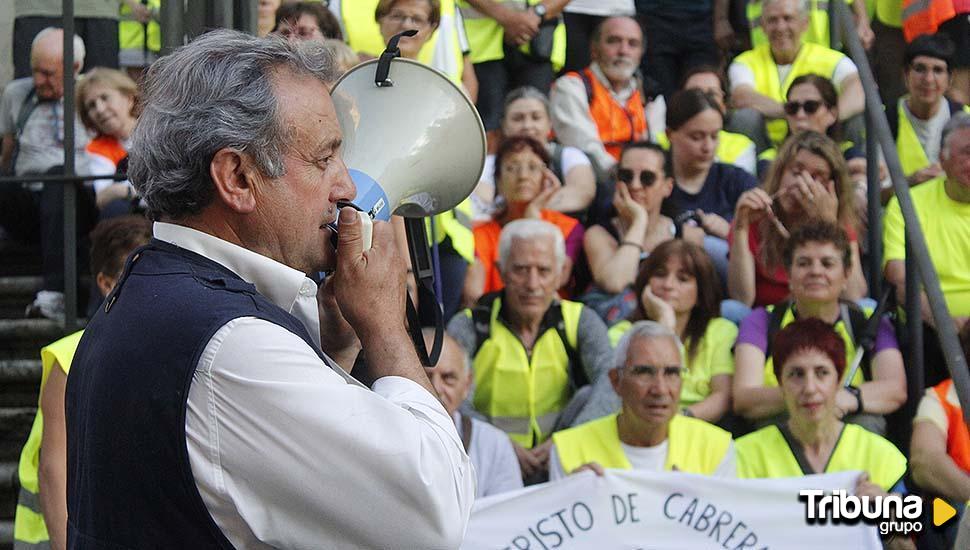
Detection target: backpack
<box><xmin>765</xmin><ymin>300</ymin><xmax>874</xmax><ymax>382</ymax></box>
<box><xmin>470</xmin><ymin>291</ymin><xmax>588</xmax><ymax>390</ymax></box>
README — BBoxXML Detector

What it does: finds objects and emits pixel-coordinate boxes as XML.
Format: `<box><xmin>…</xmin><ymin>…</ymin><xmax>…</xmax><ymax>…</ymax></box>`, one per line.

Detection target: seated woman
<box><xmin>77</xmin><ymin>68</ymin><xmax>140</xmax><ymax>218</ymax></box>
<box><xmin>728</xmin><ymin>131</ymin><xmax>867</xmax><ymax>310</ymax></box>
<box><xmin>582</xmin><ymin>142</ymin><xmax>678</xmax><ymax>297</ymax></box>
<box><xmin>733</xmin><ymin>221</ymin><xmax>906</xmax><ymax>431</ymax></box>
<box><xmin>472</xmin><ymin>136</ymin><xmax>584</xmax><ymax>295</ymax></box>
<box><xmin>737</xmin><ymin>318</ymin><xmax>912</xmax><ymax>549</ymax></box>
<box><xmin>606</xmin><ymin>240</ymin><xmax>737</xmax><ymax>424</ymax></box>
<box><xmin>472</xmin><ymin>86</ymin><xmax>596</xmax><ymax>221</ymax></box>
<box><xmin>737</xmin><ymin>317</ymin><xmax>908</xmax><ymax>486</ymax></box>
<box><xmin>654</xmin><ymin>65</ymin><xmax>757</xmax><ymax>176</ymax></box>
<box><xmin>664</xmin><ymin>88</ymin><xmax>758</xmax><ymax>284</ymax></box>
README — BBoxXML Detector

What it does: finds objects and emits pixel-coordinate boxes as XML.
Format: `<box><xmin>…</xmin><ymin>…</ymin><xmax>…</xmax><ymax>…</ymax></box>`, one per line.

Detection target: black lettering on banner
<box><xmin>709</xmin><ymin>510</ymin><xmax>733</xmax><ymax>541</ymax></box>
<box><xmin>732</xmin><ymin>531</ymin><xmax>759</xmax><ymax>550</ymax></box>
<box><xmin>663</xmin><ymin>493</ymin><xmax>683</xmax><ymax>520</ymax></box>
<box><xmin>612</xmin><ymin>495</ymin><xmax>628</xmax><ymax>525</ymax></box>
<box><xmin>695</xmin><ymin>504</ymin><xmax>717</xmax><ymax>532</ymax></box>
<box><xmin>723</xmin><ymin>521</ymin><xmax>748</xmax><ymax>549</ymax></box>
<box><xmin>536</xmin><ymin>517</ymin><xmax>564</xmax><ymax>549</ymax></box>
<box><xmin>527</xmin><ymin>527</ymin><xmax>550</xmax><ymax>550</ymax></box>
<box><xmin>551</xmin><ymin>508</ymin><xmax>575</xmax><ymax>538</ymax></box>
<box><xmin>572</xmin><ymin>502</ymin><xmax>594</xmax><ymax>531</ymax></box>
<box><xmin>679</xmin><ymin>498</ymin><xmax>699</xmax><ymax>525</ymax></box>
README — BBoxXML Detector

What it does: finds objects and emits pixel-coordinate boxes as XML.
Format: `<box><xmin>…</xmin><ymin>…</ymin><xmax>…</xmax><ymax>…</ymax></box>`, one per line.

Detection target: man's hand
<box><xmin>530</xmin><ymin>439</ymin><xmax>554</xmax><ymax>469</ymax></box>
<box><xmin>572</xmin><ymin>462</ymin><xmax>605</xmax><ymax>476</ymax></box>
<box><xmin>498</xmin><ymin>6</ymin><xmax>540</xmax><ymax>46</ymax></box>
<box><xmin>907</xmin><ymin>164</ymin><xmax>943</xmax><ymax>187</ymax></box>
<box><xmin>513</xmin><ymin>441</ymin><xmax>543</xmax><ymax>478</ymax></box>
<box><xmin>332</xmin><ymin>209</ymin><xmax>409</xmax><ymax>346</ymax></box>
<box><xmin>713</xmin><ymin>18</ymin><xmax>735</xmax><ymax>51</ymax></box>
<box><xmin>317</xmin><ymin>276</ymin><xmax>360</xmax><ymax>372</ymax></box>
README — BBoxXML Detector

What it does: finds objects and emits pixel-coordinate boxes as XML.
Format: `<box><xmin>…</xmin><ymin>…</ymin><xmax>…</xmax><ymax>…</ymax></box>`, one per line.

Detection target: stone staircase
<box><xmin>0</xmin><ymin>240</ymin><xmax>73</xmax><ymax>549</ymax></box>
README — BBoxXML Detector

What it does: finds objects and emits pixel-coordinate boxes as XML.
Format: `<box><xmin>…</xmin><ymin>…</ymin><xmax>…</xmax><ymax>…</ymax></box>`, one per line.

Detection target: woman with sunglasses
<box><xmin>473</xmin><ymin>136</ymin><xmax>584</xmax><ymax>295</ymax></box>
<box><xmin>598</xmin><ymin>240</ymin><xmax>736</xmax><ymax>424</ymax></box>
<box><xmin>666</xmin><ymin>88</ymin><xmax>758</xmax><ymax>285</ymax></box>
<box><xmin>582</xmin><ymin>142</ymin><xmax>696</xmax><ymax>299</ymax></box>
<box><xmin>727</xmin><ymin>131</ymin><xmax>867</xmax><ymax>310</ymax></box>
<box><xmin>472</xmin><ymin>87</ymin><xmax>597</xmax><ymax>222</ymax></box>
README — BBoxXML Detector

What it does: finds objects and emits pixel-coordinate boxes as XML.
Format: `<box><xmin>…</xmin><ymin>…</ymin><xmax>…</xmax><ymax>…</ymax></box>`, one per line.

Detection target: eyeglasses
<box><xmin>624</xmin><ymin>364</ymin><xmax>687</xmax><ymax>381</ymax></box>
<box><xmin>784</xmin><ymin>100</ymin><xmax>823</xmax><ymax>116</ymax></box>
<box><xmin>617</xmin><ymin>168</ymin><xmax>659</xmax><ymax>188</ymax></box>
<box><xmin>910</xmin><ymin>63</ymin><xmax>948</xmax><ymax>77</ymax></box>
<box><xmin>385</xmin><ymin>11</ymin><xmax>430</xmax><ymax>28</ymax></box>
<box><xmin>278</xmin><ymin>26</ymin><xmax>322</xmax><ymax>40</ymax></box>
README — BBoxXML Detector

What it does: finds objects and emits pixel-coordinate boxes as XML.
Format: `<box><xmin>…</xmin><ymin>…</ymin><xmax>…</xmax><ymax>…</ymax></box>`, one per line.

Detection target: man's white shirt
<box><xmin>154</xmin><ymin>222</ymin><xmax>475</xmax><ymax>549</ymax></box>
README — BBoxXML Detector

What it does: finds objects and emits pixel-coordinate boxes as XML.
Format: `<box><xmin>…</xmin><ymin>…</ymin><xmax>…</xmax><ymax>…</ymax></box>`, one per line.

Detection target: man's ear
<box><xmin>210</xmin><ymin>148</ymin><xmax>257</xmax><ymax>214</ymax></box>
<box><xmin>609</xmin><ymin>367</ymin><xmax>621</xmax><ymax>392</ymax></box>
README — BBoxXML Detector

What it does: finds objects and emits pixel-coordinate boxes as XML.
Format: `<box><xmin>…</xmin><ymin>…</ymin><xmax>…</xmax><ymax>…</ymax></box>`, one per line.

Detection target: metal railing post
<box><xmin>865</xmin><ymin>108</ymin><xmax>882</xmax><ymax>299</ymax></box>
<box><xmin>904</xmin><ymin>239</ymin><xmax>924</xmax><ymax>418</ymax></box>
<box><xmin>833</xmin><ymin>0</ymin><xmax>970</xmax><ymax>429</ymax></box>
<box><xmin>211</xmin><ymin>0</ymin><xmax>234</xmax><ymax>30</ymax></box>
<box><xmin>160</xmin><ymin>0</ymin><xmax>185</xmax><ymax>54</ymax></box>
<box><xmin>236</xmin><ymin>0</ymin><xmax>258</xmax><ymax>35</ymax></box>
<box><xmin>63</xmin><ymin>0</ymin><xmax>78</xmax><ymax>330</ymax></box>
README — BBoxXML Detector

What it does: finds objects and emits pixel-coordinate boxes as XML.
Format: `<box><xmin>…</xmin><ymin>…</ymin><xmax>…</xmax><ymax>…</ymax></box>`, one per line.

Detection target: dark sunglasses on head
<box><xmin>617</xmin><ymin>168</ymin><xmax>659</xmax><ymax>187</ymax></box>
<box><xmin>784</xmin><ymin>100</ymin><xmax>823</xmax><ymax>116</ymax></box>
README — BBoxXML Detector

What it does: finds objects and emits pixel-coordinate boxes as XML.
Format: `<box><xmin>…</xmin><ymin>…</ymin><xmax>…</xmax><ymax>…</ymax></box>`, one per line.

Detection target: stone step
<box><xmin>0</xmin><ymin>408</ymin><xmax>34</xmax><ymax>462</ymax></box>
<box><xmin>0</xmin><ymin>519</ymin><xmax>11</xmax><ymax>550</ymax></box>
<box><xmin>0</xmin><ymin>276</ymin><xmax>40</xmax><ymax>317</ymax></box>
<box><xmin>0</xmin><ymin>319</ymin><xmax>77</xmax><ymax>361</ymax></box>
<box><xmin>0</xmin><ymin>360</ymin><xmax>41</xmax><ymax>409</ymax></box>
<box><xmin>0</xmin><ymin>461</ymin><xmax>16</xmax><ymax>520</ymax></box>
<box><xmin>0</xmin><ymin>238</ymin><xmax>41</xmax><ymax>277</ymax></box>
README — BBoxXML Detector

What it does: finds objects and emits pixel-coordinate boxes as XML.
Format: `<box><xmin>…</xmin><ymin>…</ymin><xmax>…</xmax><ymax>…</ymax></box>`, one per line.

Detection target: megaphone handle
<box><xmin>358</xmin><ymin>210</ymin><xmax>373</xmax><ymax>251</ymax></box>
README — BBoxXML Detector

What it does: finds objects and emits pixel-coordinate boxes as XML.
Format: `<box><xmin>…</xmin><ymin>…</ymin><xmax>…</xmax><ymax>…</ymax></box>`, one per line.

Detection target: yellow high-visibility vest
<box><xmin>457</xmin><ymin>0</ymin><xmax>566</xmax><ymax>70</ymax></box>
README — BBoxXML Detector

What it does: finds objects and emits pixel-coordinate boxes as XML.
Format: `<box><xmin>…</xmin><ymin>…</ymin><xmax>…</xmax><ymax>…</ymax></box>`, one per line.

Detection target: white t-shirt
<box><xmin>548</xmin><ymin>439</ymin><xmax>737</xmax><ymax>480</ymax></box>
<box><xmin>728</xmin><ymin>56</ymin><xmax>858</xmax><ymax>93</ymax></box>
<box><xmin>564</xmin><ymin>0</ymin><xmax>636</xmax><ymax>16</ymax></box>
<box><xmin>455</xmin><ymin>413</ymin><xmax>524</xmax><ymax>498</ymax></box>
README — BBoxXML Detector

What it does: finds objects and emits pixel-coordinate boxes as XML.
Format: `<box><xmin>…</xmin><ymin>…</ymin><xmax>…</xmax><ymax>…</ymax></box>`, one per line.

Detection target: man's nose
<box><xmin>333</xmin><ymin>157</ymin><xmax>356</xmax><ymax>203</ymax></box>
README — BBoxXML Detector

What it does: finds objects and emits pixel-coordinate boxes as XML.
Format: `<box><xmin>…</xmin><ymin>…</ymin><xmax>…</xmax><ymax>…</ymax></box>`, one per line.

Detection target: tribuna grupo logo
<box><xmin>799</xmin><ymin>489</ymin><xmax>958</xmax><ymax>536</ymax></box>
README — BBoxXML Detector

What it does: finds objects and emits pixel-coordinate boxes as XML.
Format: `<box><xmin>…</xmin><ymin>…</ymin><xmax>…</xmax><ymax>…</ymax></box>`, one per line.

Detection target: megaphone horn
<box><xmin>328</xmin><ymin>35</ymin><xmax>486</xmax><ymax>250</ymax></box>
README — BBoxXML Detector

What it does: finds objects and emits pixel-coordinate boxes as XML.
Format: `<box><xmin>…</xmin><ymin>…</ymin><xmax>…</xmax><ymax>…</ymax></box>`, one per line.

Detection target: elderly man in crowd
<box><xmin>448</xmin><ymin>219</ymin><xmax>613</xmax><ymax>482</ymax></box>
<box><xmin>0</xmin><ymin>28</ymin><xmax>93</xmax><ymax>321</ymax></box>
<box><xmin>889</xmin><ymin>34</ymin><xmax>970</xmax><ymax>188</ymax></box>
<box><xmin>550</xmin><ymin>16</ymin><xmax>647</xmax><ymax>175</ymax></box>
<box><xmin>727</xmin><ymin>0</ymin><xmax>864</xmax><ymax>152</ymax></box>
<box><xmin>884</xmin><ymin>113</ymin><xmax>970</xmax><ymax>389</ymax></box>
<box><xmin>423</xmin><ymin>329</ymin><xmax>524</xmax><ymax>498</ymax></box>
<box><xmin>548</xmin><ymin>321</ymin><xmax>735</xmax><ymax>480</ymax></box>
<box><xmin>65</xmin><ymin>31</ymin><xmax>473</xmax><ymax>549</ymax></box>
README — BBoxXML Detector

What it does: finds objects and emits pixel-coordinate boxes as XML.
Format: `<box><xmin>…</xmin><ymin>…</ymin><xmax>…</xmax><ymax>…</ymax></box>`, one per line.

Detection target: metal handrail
<box><xmin>832</xmin><ymin>1</ymin><xmax>970</xmax><ymax>434</ymax></box>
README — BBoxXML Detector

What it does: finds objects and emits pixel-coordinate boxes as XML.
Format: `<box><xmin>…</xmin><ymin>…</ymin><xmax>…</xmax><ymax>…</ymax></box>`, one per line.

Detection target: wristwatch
<box><xmin>532</xmin><ymin>3</ymin><xmax>548</xmax><ymax>21</ymax></box>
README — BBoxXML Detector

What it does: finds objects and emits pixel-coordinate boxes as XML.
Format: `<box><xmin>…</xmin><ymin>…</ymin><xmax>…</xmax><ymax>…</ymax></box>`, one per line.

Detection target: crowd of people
<box><xmin>3</xmin><ymin>0</ymin><xmax>970</xmax><ymax>548</ymax></box>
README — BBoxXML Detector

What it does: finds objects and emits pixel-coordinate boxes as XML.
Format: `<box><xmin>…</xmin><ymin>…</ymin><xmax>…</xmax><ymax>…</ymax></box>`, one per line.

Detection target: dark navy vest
<box><xmin>65</xmin><ymin>239</ymin><xmax>326</xmax><ymax>549</ymax></box>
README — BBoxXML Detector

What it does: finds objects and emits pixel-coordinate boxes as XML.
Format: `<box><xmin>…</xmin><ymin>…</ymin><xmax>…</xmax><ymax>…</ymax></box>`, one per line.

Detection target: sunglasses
<box><xmin>617</xmin><ymin>168</ymin><xmax>659</xmax><ymax>188</ymax></box>
<box><xmin>784</xmin><ymin>100</ymin><xmax>823</xmax><ymax>116</ymax></box>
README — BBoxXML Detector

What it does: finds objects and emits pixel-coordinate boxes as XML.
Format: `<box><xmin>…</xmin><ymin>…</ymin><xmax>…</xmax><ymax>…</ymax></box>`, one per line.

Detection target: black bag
<box><xmin>528</xmin><ymin>16</ymin><xmax>559</xmax><ymax>61</ymax></box>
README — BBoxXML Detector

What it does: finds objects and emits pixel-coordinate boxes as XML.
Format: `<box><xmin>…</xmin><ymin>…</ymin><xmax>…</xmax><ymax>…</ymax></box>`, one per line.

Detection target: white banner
<box><xmin>462</xmin><ymin>470</ymin><xmax>881</xmax><ymax>549</ymax></box>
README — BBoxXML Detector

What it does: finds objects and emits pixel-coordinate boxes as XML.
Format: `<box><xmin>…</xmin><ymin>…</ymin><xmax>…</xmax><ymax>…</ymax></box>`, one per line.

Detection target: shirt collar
<box><xmin>153</xmin><ymin>221</ymin><xmax>312</xmax><ymax>314</ymax></box>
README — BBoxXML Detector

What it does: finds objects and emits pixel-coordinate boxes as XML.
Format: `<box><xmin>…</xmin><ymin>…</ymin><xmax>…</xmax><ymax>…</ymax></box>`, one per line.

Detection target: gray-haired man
<box><xmin>65</xmin><ymin>30</ymin><xmax>473</xmax><ymax>549</ymax></box>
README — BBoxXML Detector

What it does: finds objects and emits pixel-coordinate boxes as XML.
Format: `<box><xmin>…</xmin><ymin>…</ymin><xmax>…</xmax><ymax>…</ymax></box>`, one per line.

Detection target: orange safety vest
<box><xmin>566</xmin><ymin>68</ymin><xmax>647</xmax><ymax>162</ymax></box>
<box><xmin>86</xmin><ymin>135</ymin><xmax>128</xmax><ymax>166</ymax></box>
<box><xmin>902</xmin><ymin>0</ymin><xmax>956</xmax><ymax>41</ymax></box>
<box><xmin>473</xmin><ymin>209</ymin><xmax>580</xmax><ymax>294</ymax></box>
<box><xmin>934</xmin><ymin>379</ymin><xmax>970</xmax><ymax>472</ymax></box>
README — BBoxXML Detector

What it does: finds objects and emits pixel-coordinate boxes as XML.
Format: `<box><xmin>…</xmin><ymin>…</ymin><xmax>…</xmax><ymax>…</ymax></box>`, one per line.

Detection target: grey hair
<box><xmin>129</xmin><ymin>29</ymin><xmax>337</xmax><ymax>220</ymax></box>
<box><xmin>502</xmin><ymin>86</ymin><xmax>551</xmax><ymax>121</ymax></box>
<box><xmin>497</xmin><ymin>219</ymin><xmax>566</xmax><ymax>273</ymax></box>
<box><xmin>763</xmin><ymin>0</ymin><xmax>809</xmax><ymax>17</ymax></box>
<box><xmin>613</xmin><ymin>321</ymin><xmax>683</xmax><ymax>371</ymax></box>
<box><xmin>425</xmin><ymin>328</ymin><xmax>472</xmax><ymax>375</ymax></box>
<box><xmin>941</xmin><ymin>112</ymin><xmax>970</xmax><ymax>160</ymax></box>
<box><xmin>32</xmin><ymin>27</ymin><xmax>86</xmax><ymax>69</ymax></box>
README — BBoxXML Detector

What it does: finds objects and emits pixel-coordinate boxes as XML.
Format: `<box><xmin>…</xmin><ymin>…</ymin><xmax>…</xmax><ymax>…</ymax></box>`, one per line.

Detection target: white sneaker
<box><xmin>26</xmin><ymin>290</ymin><xmax>65</xmax><ymax>323</ymax></box>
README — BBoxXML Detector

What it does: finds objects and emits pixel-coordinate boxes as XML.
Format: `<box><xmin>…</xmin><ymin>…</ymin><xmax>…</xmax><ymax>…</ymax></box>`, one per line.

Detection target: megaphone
<box><xmin>329</xmin><ymin>51</ymin><xmax>486</xmax><ymax>249</ymax></box>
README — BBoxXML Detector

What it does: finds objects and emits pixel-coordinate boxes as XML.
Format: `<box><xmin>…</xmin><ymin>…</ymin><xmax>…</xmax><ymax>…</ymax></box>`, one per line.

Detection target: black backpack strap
<box><xmin>842</xmin><ymin>303</ymin><xmax>872</xmax><ymax>382</ymax></box>
<box><xmin>550</xmin><ymin>142</ymin><xmax>565</xmax><ymax>184</ymax></box>
<box><xmin>550</xmin><ymin>302</ymin><xmax>587</xmax><ymax>390</ymax></box>
<box><xmin>764</xmin><ymin>300</ymin><xmax>791</xmax><ymax>361</ymax></box>
<box><xmin>576</xmin><ymin>69</ymin><xmax>593</xmax><ymax>105</ymax></box>
<box><xmin>470</xmin><ymin>291</ymin><xmax>502</xmax><ymax>356</ymax></box>
<box><xmin>6</xmin><ymin>86</ymin><xmax>38</xmax><ymax>175</ymax></box>
<box><xmin>886</xmin><ymin>100</ymin><xmax>900</xmax><ymax>141</ymax></box>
